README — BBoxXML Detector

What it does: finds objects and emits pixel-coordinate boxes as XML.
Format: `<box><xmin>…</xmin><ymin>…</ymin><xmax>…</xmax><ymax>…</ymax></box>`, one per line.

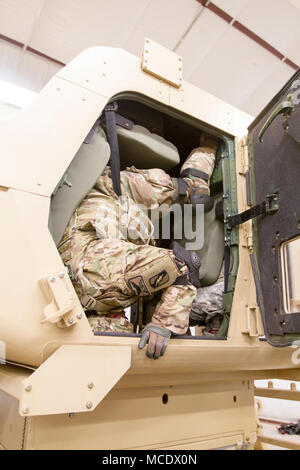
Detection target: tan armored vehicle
<box><xmin>0</xmin><ymin>39</ymin><xmax>300</xmax><ymax>450</ymax></box>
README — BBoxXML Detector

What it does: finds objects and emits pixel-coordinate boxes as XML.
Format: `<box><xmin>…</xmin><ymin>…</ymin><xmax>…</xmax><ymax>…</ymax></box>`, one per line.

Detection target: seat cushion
<box><xmin>49</xmin><ymin>126</ymin><xmax>110</xmax><ymax>245</ymax></box>
<box><xmin>117</xmin><ymin>124</ymin><xmax>180</xmax><ymax>170</ymax></box>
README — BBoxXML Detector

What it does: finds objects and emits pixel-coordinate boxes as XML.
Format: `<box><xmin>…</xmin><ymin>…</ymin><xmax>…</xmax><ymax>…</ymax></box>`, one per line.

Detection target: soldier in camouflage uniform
<box><xmin>59</xmin><ymin>132</ymin><xmax>219</xmax><ymax>358</ymax></box>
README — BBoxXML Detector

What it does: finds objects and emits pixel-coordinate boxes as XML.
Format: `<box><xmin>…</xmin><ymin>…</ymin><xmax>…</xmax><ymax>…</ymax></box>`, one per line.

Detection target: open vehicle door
<box><xmin>248</xmin><ymin>69</ymin><xmax>300</xmax><ymax>346</ymax></box>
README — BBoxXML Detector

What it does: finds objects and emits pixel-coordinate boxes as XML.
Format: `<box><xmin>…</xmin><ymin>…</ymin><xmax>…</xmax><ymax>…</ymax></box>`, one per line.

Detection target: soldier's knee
<box><xmin>125</xmin><ymin>251</ymin><xmax>178</xmax><ymax>296</ymax></box>
<box><xmin>171</xmin><ymin>241</ymin><xmax>201</xmax><ymax>289</ymax></box>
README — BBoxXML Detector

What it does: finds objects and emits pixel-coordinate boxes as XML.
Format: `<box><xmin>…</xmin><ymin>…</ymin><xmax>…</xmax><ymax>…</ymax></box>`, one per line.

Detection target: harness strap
<box><xmin>80</xmin><ymin>294</ymin><xmax>115</xmax><ymax>313</ymax></box>
<box><xmin>181</xmin><ymin>168</ymin><xmax>209</xmax><ymax>183</ymax></box>
<box><xmin>104</xmin><ymin>102</ymin><xmax>122</xmax><ymax>197</ymax></box>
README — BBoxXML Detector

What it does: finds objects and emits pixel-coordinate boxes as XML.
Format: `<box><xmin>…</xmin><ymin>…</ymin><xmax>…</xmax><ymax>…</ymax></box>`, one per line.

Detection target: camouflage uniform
<box><xmin>58</xmin><ymin>132</ymin><xmax>218</xmax><ymax>335</ymax></box>
<box><xmin>190</xmin><ymin>264</ymin><xmax>225</xmax><ymax>335</ymax></box>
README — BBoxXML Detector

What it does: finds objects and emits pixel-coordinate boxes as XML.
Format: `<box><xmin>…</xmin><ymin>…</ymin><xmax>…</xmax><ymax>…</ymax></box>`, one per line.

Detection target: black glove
<box><xmin>138</xmin><ymin>323</ymin><xmax>171</xmax><ymax>360</ymax></box>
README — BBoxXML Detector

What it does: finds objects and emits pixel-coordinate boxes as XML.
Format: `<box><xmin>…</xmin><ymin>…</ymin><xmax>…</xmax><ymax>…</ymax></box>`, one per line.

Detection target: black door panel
<box><xmin>248</xmin><ymin>69</ymin><xmax>300</xmax><ymax>346</ymax></box>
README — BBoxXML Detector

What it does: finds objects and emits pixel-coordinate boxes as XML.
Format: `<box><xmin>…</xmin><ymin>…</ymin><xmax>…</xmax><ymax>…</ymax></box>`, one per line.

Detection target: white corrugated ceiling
<box><xmin>0</xmin><ymin>0</ymin><xmax>299</xmax><ymax>117</ymax></box>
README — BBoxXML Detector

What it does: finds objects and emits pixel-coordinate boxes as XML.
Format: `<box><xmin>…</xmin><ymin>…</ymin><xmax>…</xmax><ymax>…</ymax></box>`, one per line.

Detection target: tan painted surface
<box><xmin>0</xmin><ymin>42</ymin><xmax>298</xmax><ymax>450</ymax></box>
<box><xmin>21</xmin><ymin>381</ymin><xmax>256</xmax><ymax>450</ymax></box>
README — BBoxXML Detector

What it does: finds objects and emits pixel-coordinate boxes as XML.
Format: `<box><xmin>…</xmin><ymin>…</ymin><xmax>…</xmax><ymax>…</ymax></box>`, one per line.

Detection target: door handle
<box><xmin>258</xmin><ymin>100</ymin><xmax>294</xmax><ymax>143</ymax></box>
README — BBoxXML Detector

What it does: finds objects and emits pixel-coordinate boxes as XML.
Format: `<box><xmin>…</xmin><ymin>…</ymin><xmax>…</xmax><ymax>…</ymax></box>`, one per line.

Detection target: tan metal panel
<box><xmin>23</xmin><ymin>381</ymin><xmax>256</xmax><ymax>449</ymax></box>
<box><xmin>141</xmin><ymin>38</ymin><xmax>183</xmax><ymax>88</ymax></box>
<box><xmin>19</xmin><ymin>345</ymin><xmax>131</xmax><ymax>416</ymax></box>
<box><xmin>0</xmin><ymin>189</ymin><xmax>92</xmax><ymax>367</ymax></box>
<box><xmin>0</xmin><ymin>392</ymin><xmax>25</xmax><ymax>450</ymax></box>
<box><xmin>170</xmin><ymin>80</ymin><xmax>252</xmax><ymax>138</ymax></box>
<box><xmin>0</xmin><ymin>76</ymin><xmax>106</xmax><ymax>196</ymax></box>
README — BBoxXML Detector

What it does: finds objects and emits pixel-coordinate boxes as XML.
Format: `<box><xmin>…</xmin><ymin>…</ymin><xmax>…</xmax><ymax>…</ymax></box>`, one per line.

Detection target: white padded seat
<box><xmin>49</xmin><ymin>126</ymin><xmax>110</xmax><ymax>245</ymax></box>
<box><xmin>117</xmin><ymin>124</ymin><xmax>180</xmax><ymax>170</ymax></box>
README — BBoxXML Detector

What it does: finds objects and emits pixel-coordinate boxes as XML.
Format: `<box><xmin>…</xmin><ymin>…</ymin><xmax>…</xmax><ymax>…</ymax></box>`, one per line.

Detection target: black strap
<box><xmin>177</xmin><ymin>178</ymin><xmax>188</xmax><ymax>196</ymax></box>
<box><xmin>227</xmin><ymin>201</ymin><xmax>267</xmax><ymax>228</ymax></box>
<box><xmin>105</xmin><ymin>102</ymin><xmax>121</xmax><ymax>197</ymax></box>
<box><xmin>181</xmin><ymin>168</ymin><xmax>209</xmax><ymax>182</ymax></box>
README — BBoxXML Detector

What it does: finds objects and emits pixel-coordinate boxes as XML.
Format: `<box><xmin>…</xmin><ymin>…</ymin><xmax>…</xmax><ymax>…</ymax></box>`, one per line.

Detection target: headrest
<box><xmin>117</xmin><ymin>124</ymin><xmax>180</xmax><ymax>170</ymax></box>
<box><xmin>49</xmin><ymin>126</ymin><xmax>110</xmax><ymax>245</ymax></box>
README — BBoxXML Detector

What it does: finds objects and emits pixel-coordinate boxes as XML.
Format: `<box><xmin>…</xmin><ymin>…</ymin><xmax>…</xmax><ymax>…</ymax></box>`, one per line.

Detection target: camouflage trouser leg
<box><xmin>151</xmin><ymin>284</ymin><xmax>197</xmax><ymax>335</ymax></box>
<box><xmin>67</xmin><ymin>236</ymin><xmax>193</xmax><ymax>333</ymax></box>
<box><xmin>95</xmin><ymin>166</ymin><xmax>176</xmax><ymax>207</ymax></box>
<box><xmin>180</xmin><ymin>132</ymin><xmax>219</xmax><ymax>196</ymax></box>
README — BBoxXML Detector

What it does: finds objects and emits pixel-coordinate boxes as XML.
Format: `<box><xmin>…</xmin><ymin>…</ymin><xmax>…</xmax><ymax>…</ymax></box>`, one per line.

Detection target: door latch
<box><xmin>227</xmin><ymin>194</ymin><xmax>279</xmax><ymax>229</ymax></box>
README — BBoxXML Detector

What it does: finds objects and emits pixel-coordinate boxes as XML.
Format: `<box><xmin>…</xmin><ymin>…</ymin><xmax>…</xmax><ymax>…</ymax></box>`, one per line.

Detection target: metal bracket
<box><xmin>242</xmin><ymin>306</ymin><xmax>261</xmax><ymax>337</ymax></box>
<box><xmin>227</xmin><ymin>193</ymin><xmax>279</xmax><ymax>229</ymax></box>
<box><xmin>39</xmin><ymin>272</ymin><xmax>76</xmax><ymax>328</ymax></box>
<box><xmin>141</xmin><ymin>38</ymin><xmax>183</xmax><ymax>88</ymax></box>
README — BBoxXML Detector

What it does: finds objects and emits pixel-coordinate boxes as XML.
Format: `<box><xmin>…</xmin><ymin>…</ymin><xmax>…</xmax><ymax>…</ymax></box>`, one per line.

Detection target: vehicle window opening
<box><xmin>50</xmin><ymin>95</ymin><xmax>236</xmax><ymax>342</ymax></box>
<box><xmin>281</xmin><ymin>236</ymin><xmax>300</xmax><ymax>313</ymax></box>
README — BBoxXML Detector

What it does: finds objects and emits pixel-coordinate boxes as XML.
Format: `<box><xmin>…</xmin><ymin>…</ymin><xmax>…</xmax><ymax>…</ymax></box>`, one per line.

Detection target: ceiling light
<box><xmin>0</xmin><ymin>80</ymin><xmax>37</xmax><ymax>108</ymax></box>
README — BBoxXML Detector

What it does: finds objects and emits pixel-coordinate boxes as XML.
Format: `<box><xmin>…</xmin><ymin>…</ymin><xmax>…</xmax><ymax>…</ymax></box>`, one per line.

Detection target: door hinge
<box><xmin>39</xmin><ymin>272</ymin><xmax>77</xmax><ymax>328</ymax></box>
<box><xmin>238</xmin><ymin>138</ymin><xmax>249</xmax><ymax>175</ymax></box>
<box><xmin>227</xmin><ymin>193</ymin><xmax>279</xmax><ymax>229</ymax></box>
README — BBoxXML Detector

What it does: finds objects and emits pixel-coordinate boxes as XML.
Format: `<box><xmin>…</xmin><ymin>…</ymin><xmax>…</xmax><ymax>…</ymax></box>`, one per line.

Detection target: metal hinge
<box><xmin>238</xmin><ymin>138</ymin><xmax>249</xmax><ymax>176</ymax></box>
<box><xmin>227</xmin><ymin>193</ymin><xmax>279</xmax><ymax>229</ymax></box>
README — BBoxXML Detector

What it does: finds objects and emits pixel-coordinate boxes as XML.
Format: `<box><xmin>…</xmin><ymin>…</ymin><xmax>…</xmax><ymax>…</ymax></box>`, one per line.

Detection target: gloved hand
<box><xmin>138</xmin><ymin>322</ymin><xmax>171</xmax><ymax>359</ymax></box>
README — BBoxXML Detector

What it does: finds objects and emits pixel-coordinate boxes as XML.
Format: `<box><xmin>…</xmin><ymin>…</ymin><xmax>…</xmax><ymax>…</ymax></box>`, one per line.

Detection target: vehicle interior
<box><xmin>49</xmin><ymin>94</ymin><xmax>238</xmax><ymax>341</ymax></box>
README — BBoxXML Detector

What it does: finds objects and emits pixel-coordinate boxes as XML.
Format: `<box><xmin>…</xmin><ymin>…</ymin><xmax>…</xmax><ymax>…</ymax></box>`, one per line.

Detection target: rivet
<box><xmin>86</xmin><ymin>401</ymin><xmax>93</xmax><ymax>409</ymax></box>
<box><xmin>102</xmin><ymin>73</ymin><xmax>106</xmax><ymax>76</ymax></box>
<box><xmin>50</xmin><ymin>277</ymin><xmax>55</xmax><ymax>283</ymax></box>
<box><xmin>68</xmin><ymin>318</ymin><xmax>74</xmax><ymax>324</ymax></box>
<box><xmin>24</xmin><ymin>385</ymin><xmax>32</xmax><ymax>392</ymax></box>
<box><xmin>22</xmin><ymin>407</ymin><xmax>29</xmax><ymax>414</ymax></box>
<box><xmin>69</xmin><ymin>413</ymin><xmax>75</xmax><ymax>419</ymax></box>
<box><xmin>87</xmin><ymin>382</ymin><xmax>94</xmax><ymax>389</ymax></box>
<box><xmin>82</xmin><ymin>97</ymin><xmax>86</xmax><ymax>101</ymax></box>
<box><xmin>59</xmin><ymin>273</ymin><xmax>65</xmax><ymax>279</ymax></box>
<box><xmin>77</xmin><ymin>313</ymin><xmax>83</xmax><ymax>320</ymax></box>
